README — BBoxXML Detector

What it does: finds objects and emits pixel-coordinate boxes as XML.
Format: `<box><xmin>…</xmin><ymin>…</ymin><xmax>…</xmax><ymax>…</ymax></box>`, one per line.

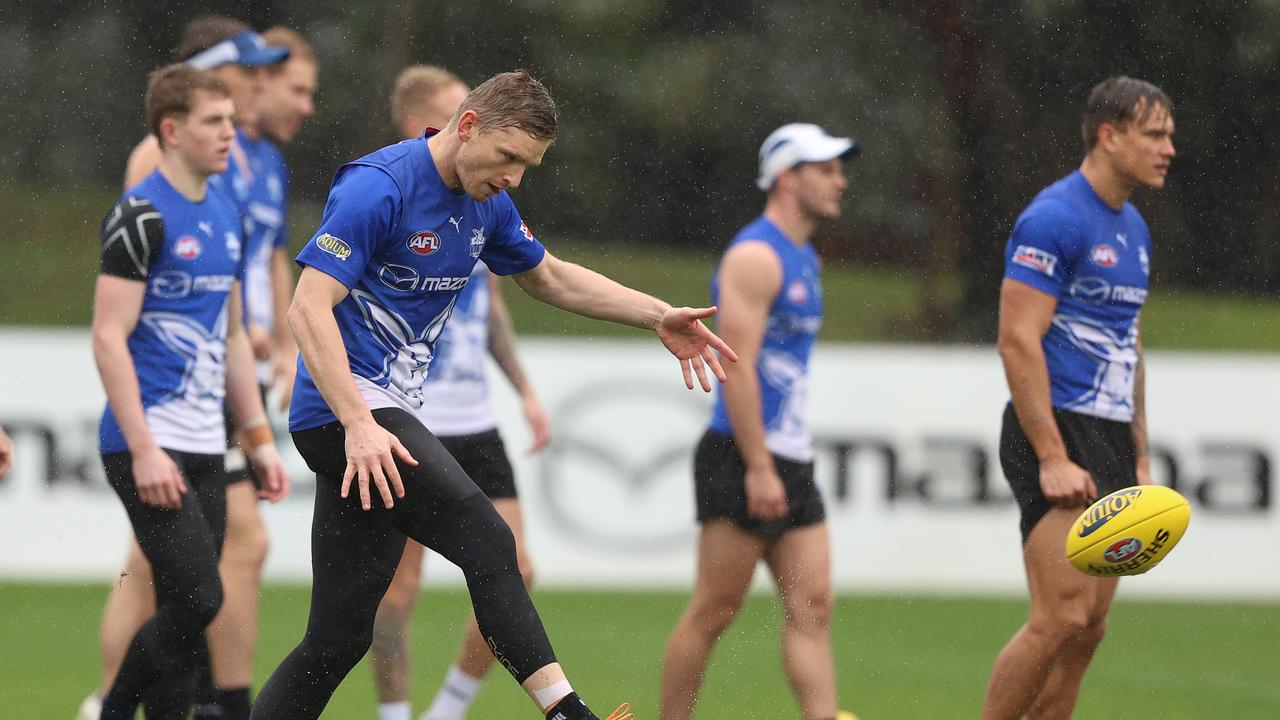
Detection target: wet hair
<box><xmin>455</xmin><ymin>69</ymin><xmax>557</xmax><ymax>140</ymax></box>
<box><xmin>390</xmin><ymin>65</ymin><xmax>464</xmax><ymax>129</ymax></box>
<box><xmin>145</xmin><ymin>64</ymin><xmax>230</xmax><ymax>147</ymax></box>
<box><xmin>261</xmin><ymin>26</ymin><xmax>316</xmax><ymax>74</ymax></box>
<box><xmin>1081</xmin><ymin>76</ymin><xmax>1172</xmax><ymax>152</ymax></box>
<box><xmin>173</xmin><ymin>16</ymin><xmax>251</xmax><ymax>62</ymax></box>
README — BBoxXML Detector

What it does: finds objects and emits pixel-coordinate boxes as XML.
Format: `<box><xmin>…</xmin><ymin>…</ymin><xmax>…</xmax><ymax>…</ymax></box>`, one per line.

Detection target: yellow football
<box><xmin>1065</xmin><ymin>485</ymin><xmax>1191</xmax><ymax>577</ymax></box>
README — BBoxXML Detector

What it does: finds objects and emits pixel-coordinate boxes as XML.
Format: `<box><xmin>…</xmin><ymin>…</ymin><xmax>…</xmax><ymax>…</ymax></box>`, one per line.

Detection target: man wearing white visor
<box><xmin>660</xmin><ymin>123</ymin><xmax>859</xmax><ymax>720</ymax></box>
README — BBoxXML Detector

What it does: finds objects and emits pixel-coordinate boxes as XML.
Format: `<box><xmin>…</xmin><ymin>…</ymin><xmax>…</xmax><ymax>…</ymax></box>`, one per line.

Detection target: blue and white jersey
<box><xmin>99</xmin><ymin>170</ymin><xmax>246</xmax><ymax>455</ymax></box>
<box><xmin>1004</xmin><ymin>170</ymin><xmax>1152</xmax><ymax>422</ymax></box>
<box><xmin>416</xmin><ymin>261</ymin><xmax>498</xmax><ymax>436</ymax></box>
<box><xmin>288</xmin><ymin>132</ymin><xmax>546</xmax><ymax>432</ymax></box>
<box><xmin>210</xmin><ymin>128</ymin><xmax>289</xmax><ymax>382</ymax></box>
<box><xmin>708</xmin><ymin>216</ymin><xmax>823</xmax><ymax>462</ymax></box>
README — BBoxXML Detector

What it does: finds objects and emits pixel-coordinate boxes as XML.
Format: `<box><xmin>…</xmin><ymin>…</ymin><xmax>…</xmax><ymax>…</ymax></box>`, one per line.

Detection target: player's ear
<box><xmin>456</xmin><ymin>110</ymin><xmax>479</xmax><ymax>141</ymax></box>
<box><xmin>1096</xmin><ymin>121</ymin><xmax>1119</xmax><ymax>153</ymax></box>
<box><xmin>158</xmin><ymin>116</ymin><xmax>179</xmax><ymax>149</ymax></box>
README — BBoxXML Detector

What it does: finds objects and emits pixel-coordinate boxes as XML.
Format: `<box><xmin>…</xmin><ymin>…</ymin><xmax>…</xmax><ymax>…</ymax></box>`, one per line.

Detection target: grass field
<box><xmin>5</xmin><ymin>184</ymin><xmax>1280</xmax><ymax>351</ymax></box>
<box><xmin>2</xmin><ymin>583</ymin><xmax>1278</xmax><ymax>718</ymax></box>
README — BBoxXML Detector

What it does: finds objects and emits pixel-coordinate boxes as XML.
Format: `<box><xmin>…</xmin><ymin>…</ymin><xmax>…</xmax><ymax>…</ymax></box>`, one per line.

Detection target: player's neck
<box><xmin>157</xmin><ymin>154</ymin><xmax>210</xmax><ymax>202</ymax></box>
<box><xmin>762</xmin><ymin>203</ymin><xmax>816</xmax><ymax>247</ymax></box>
<box><xmin>1079</xmin><ymin>155</ymin><xmax>1132</xmax><ymax>210</ymax></box>
<box><xmin>239</xmin><ymin>121</ymin><xmax>260</xmax><ymax>142</ymax></box>
<box><xmin>426</xmin><ymin>131</ymin><xmax>462</xmax><ymax>190</ymax></box>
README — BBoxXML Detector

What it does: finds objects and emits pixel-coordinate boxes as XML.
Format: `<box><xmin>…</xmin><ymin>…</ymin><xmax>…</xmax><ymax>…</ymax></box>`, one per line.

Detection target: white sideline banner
<box><xmin>0</xmin><ymin>329</ymin><xmax>1277</xmax><ymax>599</ymax></box>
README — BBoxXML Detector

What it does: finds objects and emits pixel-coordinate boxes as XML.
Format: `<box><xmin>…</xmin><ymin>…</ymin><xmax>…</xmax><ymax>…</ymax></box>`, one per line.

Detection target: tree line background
<box><xmin>3</xmin><ymin>0</ymin><xmax>1278</xmax><ymax>340</ymax></box>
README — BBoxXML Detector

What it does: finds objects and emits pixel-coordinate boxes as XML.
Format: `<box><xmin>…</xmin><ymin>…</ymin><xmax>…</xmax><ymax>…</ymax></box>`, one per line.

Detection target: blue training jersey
<box><xmin>99</xmin><ymin>170</ymin><xmax>246</xmax><ymax>455</ymax></box>
<box><xmin>288</xmin><ymin>131</ymin><xmax>546</xmax><ymax>432</ymax></box>
<box><xmin>1003</xmin><ymin>170</ymin><xmax>1152</xmax><ymax>422</ymax></box>
<box><xmin>211</xmin><ymin>129</ymin><xmax>289</xmax><ymax>381</ymax></box>
<box><xmin>415</xmin><ymin>261</ymin><xmax>499</xmax><ymax>436</ymax></box>
<box><xmin>708</xmin><ymin>216</ymin><xmax>823</xmax><ymax>462</ymax></box>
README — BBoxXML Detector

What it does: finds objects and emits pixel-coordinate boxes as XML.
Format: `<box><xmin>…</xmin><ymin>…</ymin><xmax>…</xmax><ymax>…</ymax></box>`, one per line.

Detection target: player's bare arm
<box><xmin>716</xmin><ymin>240</ymin><xmax>788</xmax><ymax>521</ymax></box>
<box><xmin>1132</xmin><ymin>333</ymin><xmax>1151</xmax><ymax>484</ymax></box>
<box><xmin>997</xmin><ymin>277</ymin><xmax>1097</xmax><ymax>505</ymax></box>
<box><xmin>288</xmin><ymin>266</ymin><xmax>418</xmax><ymax>510</ymax></box>
<box><xmin>486</xmin><ymin>272</ymin><xmax>550</xmax><ymax>453</ymax></box>
<box><xmin>224</xmin><ymin>281</ymin><xmax>291</xmax><ymax>502</ymax></box>
<box><xmin>269</xmin><ymin>245</ymin><xmax>299</xmax><ymax>408</ymax></box>
<box><xmin>92</xmin><ymin>274</ymin><xmax>187</xmax><ymax>509</ymax></box>
<box><xmin>122</xmin><ymin>135</ymin><xmax>162</xmax><ymax>190</ymax></box>
<box><xmin>512</xmin><ymin>251</ymin><xmax>737</xmax><ymax>391</ymax></box>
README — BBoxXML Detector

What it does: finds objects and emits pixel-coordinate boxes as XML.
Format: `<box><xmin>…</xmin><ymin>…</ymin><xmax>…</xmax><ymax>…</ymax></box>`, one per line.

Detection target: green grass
<box><xmin>4</xmin><ymin>183</ymin><xmax>1280</xmax><ymax>350</ymax></box>
<box><xmin>1</xmin><ymin>583</ymin><xmax>1278</xmax><ymax>718</ymax></box>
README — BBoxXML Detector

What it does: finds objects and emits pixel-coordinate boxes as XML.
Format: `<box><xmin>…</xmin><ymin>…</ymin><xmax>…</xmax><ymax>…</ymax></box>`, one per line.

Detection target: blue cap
<box><xmin>185</xmin><ymin>30</ymin><xmax>290</xmax><ymax>70</ymax></box>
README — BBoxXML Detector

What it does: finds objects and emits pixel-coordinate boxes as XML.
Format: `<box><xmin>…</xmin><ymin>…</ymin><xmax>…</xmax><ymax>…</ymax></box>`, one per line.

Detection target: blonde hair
<box><xmin>391</xmin><ymin>65</ymin><xmax>464</xmax><ymax>129</ymax></box>
<box><xmin>458</xmin><ymin>69</ymin><xmax>557</xmax><ymax>140</ymax></box>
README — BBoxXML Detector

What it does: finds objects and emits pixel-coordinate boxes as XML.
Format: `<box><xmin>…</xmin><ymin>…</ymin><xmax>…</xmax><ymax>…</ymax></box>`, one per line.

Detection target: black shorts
<box><xmin>224</xmin><ymin>383</ymin><xmax>272</xmax><ymax>487</ymax></box>
<box><xmin>694</xmin><ymin>430</ymin><xmax>825</xmax><ymax>541</ymax></box>
<box><xmin>436</xmin><ymin>429</ymin><xmax>517</xmax><ymax>500</ymax></box>
<box><xmin>1000</xmin><ymin>404</ymin><xmax>1138</xmax><ymax>542</ymax></box>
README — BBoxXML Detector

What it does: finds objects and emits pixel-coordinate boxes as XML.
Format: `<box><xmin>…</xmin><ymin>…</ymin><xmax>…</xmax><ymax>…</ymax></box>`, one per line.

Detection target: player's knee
<box><xmin>517</xmin><ymin>554</ymin><xmax>536</xmax><ymax>589</ymax></box>
<box><xmin>186</xmin><ymin>581</ymin><xmax>225</xmax><ymax>629</ymax></box>
<box><xmin>689</xmin><ymin>592</ymin><xmax>744</xmax><ymax>635</ymax></box>
<box><xmin>455</xmin><ymin>495</ymin><xmax>520</xmax><ymax>578</ymax></box>
<box><xmin>225</xmin><ymin>511</ymin><xmax>270</xmax><ymax>571</ymax></box>
<box><xmin>377</xmin><ymin>574</ymin><xmax>418</xmax><ymax>626</ymax></box>
<box><xmin>783</xmin><ymin>588</ymin><xmax>833</xmax><ymax>631</ymax></box>
<box><xmin>1031</xmin><ymin>606</ymin><xmax>1091</xmax><ymax>641</ymax></box>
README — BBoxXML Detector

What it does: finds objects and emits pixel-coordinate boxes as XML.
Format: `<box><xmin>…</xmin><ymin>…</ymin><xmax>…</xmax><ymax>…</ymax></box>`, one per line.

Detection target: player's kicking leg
<box><xmin>981</xmin><ymin>508</ymin><xmax>1118</xmax><ymax>720</ymax></box>
<box><xmin>420</xmin><ymin>498</ymin><xmax>535</xmax><ymax>720</ymax></box>
<box><xmin>659</xmin><ymin>520</ymin><xmax>767</xmax><ymax>720</ymax></box>
<box><xmin>253</xmin><ymin>408</ymin><xmax>626</xmax><ymax>720</ymax></box>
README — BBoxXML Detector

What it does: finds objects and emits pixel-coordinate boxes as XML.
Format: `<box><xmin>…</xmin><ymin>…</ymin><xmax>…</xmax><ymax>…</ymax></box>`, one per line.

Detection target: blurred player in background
<box><xmin>252</xmin><ymin>70</ymin><xmax>730</xmax><ymax>720</ymax></box>
<box><xmin>983</xmin><ymin>76</ymin><xmax>1174</xmax><ymax>720</ymax></box>
<box><xmin>369</xmin><ymin>65</ymin><xmax>552</xmax><ymax>720</ymax></box>
<box><xmin>91</xmin><ymin>63</ymin><xmax>288</xmax><ymax>720</ymax></box>
<box><xmin>660</xmin><ymin>123</ymin><xmax>857</xmax><ymax>720</ymax></box>
<box><xmin>0</xmin><ymin>426</ymin><xmax>12</xmax><ymax>479</ymax></box>
<box><xmin>80</xmin><ymin>16</ymin><xmax>298</xmax><ymax>720</ymax></box>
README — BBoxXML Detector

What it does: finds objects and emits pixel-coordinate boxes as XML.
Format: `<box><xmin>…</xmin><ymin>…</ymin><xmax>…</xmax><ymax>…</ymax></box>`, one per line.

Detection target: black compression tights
<box><xmin>100</xmin><ymin>450</ymin><xmax>227</xmax><ymax>720</ymax></box>
<box><xmin>251</xmin><ymin>407</ymin><xmax>556</xmax><ymax>720</ymax></box>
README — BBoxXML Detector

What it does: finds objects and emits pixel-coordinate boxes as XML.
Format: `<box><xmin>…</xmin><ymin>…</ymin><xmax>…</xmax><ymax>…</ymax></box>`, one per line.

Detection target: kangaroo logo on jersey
<box><xmin>408</xmin><ymin>231</ymin><xmax>441</xmax><ymax>255</ymax></box>
<box><xmin>1091</xmin><ymin>243</ymin><xmax>1119</xmax><ymax>268</ymax></box>
<box><xmin>316</xmin><ymin>233</ymin><xmax>351</xmax><ymax>260</ymax></box>
<box><xmin>469</xmin><ymin>227</ymin><xmax>486</xmax><ymax>259</ymax></box>
<box><xmin>175</xmin><ymin>236</ymin><xmax>202</xmax><ymax>260</ymax></box>
<box><xmin>141</xmin><ymin>310</ymin><xmax>228</xmax><ymax>405</ymax></box>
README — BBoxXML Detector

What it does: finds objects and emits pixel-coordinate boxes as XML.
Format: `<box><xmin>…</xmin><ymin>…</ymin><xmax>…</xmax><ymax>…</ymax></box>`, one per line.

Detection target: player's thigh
<box><xmin>1024</xmin><ymin>507</ymin><xmax>1117</xmax><ymax>627</ymax></box>
<box><xmin>689</xmin><ymin>519</ymin><xmax>768</xmax><ymax>612</ymax></box>
<box><xmin>764</xmin><ymin>522</ymin><xmax>832</xmax><ymax>611</ymax></box>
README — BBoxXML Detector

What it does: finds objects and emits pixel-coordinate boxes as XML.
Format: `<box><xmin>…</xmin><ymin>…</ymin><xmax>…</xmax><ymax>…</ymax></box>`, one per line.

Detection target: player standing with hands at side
<box><xmin>92</xmin><ymin>64</ymin><xmax>288</xmax><ymax>720</ymax></box>
<box><xmin>251</xmin><ymin>70</ymin><xmax>733</xmax><ymax>720</ymax></box>
<box><xmin>660</xmin><ymin>123</ymin><xmax>858</xmax><ymax>720</ymax></box>
<box><xmin>983</xmin><ymin>76</ymin><xmax>1174</xmax><ymax>720</ymax></box>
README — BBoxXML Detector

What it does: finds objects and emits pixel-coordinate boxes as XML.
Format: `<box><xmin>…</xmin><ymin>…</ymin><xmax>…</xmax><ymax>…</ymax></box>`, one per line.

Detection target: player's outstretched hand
<box><xmin>522</xmin><ymin>391</ymin><xmax>551</xmax><ymax>455</ymax></box>
<box><xmin>655</xmin><ymin>306</ymin><xmax>738</xmax><ymax>392</ymax></box>
<box><xmin>1039</xmin><ymin>455</ymin><xmax>1097</xmax><ymax>507</ymax></box>
<box><xmin>250</xmin><ymin>444</ymin><xmax>292</xmax><ymax>503</ymax></box>
<box><xmin>133</xmin><ymin>446</ymin><xmax>188</xmax><ymax>510</ymax></box>
<box><xmin>342</xmin><ymin>417</ymin><xmax>418</xmax><ymax>511</ymax></box>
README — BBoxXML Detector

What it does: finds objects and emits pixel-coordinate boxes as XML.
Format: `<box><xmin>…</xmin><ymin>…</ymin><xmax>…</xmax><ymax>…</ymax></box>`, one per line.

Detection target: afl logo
<box><xmin>1104</xmin><ymin>537</ymin><xmax>1143</xmax><ymax>563</ymax></box>
<box><xmin>786</xmin><ymin>280</ymin><xmax>809</xmax><ymax>304</ymax></box>
<box><xmin>1091</xmin><ymin>243</ymin><xmax>1119</xmax><ymax>268</ymax></box>
<box><xmin>174</xmin><ymin>236</ymin><xmax>202</xmax><ymax>260</ymax></box>
<box><xmin>407</xmin><ymin>231</ymin><xmax>441</xmax><ymax>255</ymax></box>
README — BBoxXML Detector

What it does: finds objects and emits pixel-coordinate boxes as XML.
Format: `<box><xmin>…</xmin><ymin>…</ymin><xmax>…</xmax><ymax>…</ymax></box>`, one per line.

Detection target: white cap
<box><xmin>756</xmin><ymin>123</ymin><xmax>859</xmax><ymax>191</ymax></box>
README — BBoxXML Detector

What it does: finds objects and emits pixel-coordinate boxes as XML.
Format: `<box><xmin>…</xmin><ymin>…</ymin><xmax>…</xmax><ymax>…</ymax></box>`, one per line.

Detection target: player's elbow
<box><xmin>996</xmin><ymin>326</ymin><xmax>1036</xmax><ymax>365</ymax></box>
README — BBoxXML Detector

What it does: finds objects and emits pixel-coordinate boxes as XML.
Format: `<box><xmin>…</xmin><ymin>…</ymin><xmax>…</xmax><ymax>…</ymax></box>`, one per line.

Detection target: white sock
<box><xmin>422</xmin><ymin>665</ymin><xmax>483</xmax><ymax>720</ymax></box>
<box><xmin>378</xmin><ymin>701</ymin><xmax>412</xmax><ymax>720</ymax></box>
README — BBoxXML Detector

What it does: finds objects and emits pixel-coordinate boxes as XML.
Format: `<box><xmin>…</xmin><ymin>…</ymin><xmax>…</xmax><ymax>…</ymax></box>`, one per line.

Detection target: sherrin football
<box><xmin>1065</xmin><ymin>485</ymin><xmax>1191</xmax><ymax>577</ymax></box>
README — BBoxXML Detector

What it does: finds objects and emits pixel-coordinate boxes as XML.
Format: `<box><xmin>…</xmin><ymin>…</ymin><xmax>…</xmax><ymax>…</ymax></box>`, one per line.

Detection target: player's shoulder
<box><xmin>102</xmin><ymin>194</ymin><xmax>162</xmax><ymax>234</ymax></box>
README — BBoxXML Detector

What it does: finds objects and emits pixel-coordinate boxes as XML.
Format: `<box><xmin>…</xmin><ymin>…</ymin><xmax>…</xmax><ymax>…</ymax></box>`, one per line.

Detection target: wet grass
<box><xmin>2</xmin><ymin>582</ymin><xmax>1278</xmax><ymax>718</ymax></box>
